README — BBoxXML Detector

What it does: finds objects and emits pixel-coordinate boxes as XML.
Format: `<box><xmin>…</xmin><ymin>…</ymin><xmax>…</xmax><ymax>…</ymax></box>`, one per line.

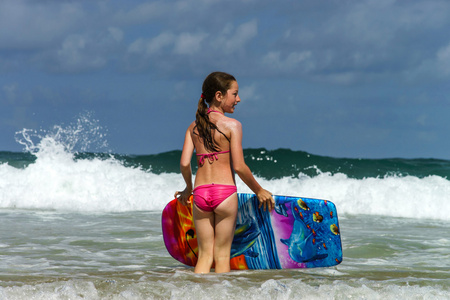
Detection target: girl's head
<box><xmin>201</xmin><ymin>72</ymin><xmax>236</xmax><ymax>105</ymax></box>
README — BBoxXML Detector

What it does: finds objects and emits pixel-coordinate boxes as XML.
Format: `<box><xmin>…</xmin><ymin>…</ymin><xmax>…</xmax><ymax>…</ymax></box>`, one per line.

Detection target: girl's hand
<box><xmin>174</xmin><ymin>188</ymin><xmax>192</xmax><ymax>206</ymax></box>
<box><xmin>256</xmin><ymin>189</ymin><xmax>275</xmax><ymax>212</ymax></box>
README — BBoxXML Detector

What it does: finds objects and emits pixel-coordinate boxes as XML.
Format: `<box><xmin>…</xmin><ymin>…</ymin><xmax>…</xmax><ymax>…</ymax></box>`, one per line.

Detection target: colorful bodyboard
<box><xmin>161</xmin><ymin>193</ymin><xmax>343</xmax><ymax>269</ymax></box>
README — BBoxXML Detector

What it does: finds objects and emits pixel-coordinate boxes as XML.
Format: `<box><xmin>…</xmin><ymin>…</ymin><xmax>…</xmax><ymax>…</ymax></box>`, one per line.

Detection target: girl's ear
<box><xmin>214</xmin><ymin>91</ymin><xmax>223</xmax><ymax>102</ymax></box>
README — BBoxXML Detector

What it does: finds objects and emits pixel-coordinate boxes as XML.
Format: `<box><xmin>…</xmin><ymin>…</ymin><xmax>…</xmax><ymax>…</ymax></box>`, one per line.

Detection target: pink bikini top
<box><xmin>196</xmin><ymin>108</ymin><xmax>230</xmax><ymax>165</ymax></box>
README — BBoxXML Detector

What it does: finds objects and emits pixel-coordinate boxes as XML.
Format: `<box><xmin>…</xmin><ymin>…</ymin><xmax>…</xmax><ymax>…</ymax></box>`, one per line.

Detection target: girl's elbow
<box><xmin>233</xmin><ymin>163</ymin><xmax>247</xmax><ymax>175</ymax></box>
<box><xmin>180</xmin><ymin>161</ymin><xmax>191</xmax><ymax>171</ymax></box>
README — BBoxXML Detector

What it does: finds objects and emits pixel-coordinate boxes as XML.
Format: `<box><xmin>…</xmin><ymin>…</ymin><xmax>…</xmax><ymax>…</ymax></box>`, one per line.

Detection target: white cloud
<box><xmin>125</xmin><ymin>31</ymin><xmax>208</xmax><ymax>71</ymax></box>
<box><xmin>239</xmin><ymin>84</ymin><xmax>259</xmax><ymax>103</ymax></box>
<box><xmin>416</xmin><ymin>114</ymin><xmax>428</xmax><ymax>127</ymax></box>
<box><xmin>173</xmin><ymin>32</ymin><xmax>208</xmax><ymax>55</ymax></box>
<box><xmin>152</xmin><ymin>33</ymin><xmax>176</xmax><ymax>53</ymax></box>
<box><xmin>2</xmin><ymin>83</ymin><xmax>33</xmax><ymax>105</ymax></box>
<box><xmin>269</xmin><ymin>0</ymin><xmax>450</xmax><ymax>83</ymax></box>
<box><xmin>0</xmin><ymin>1</ymin><xmax>126</xmax><ymax>74</ymax></box>
<box><xmin>113</xmin><ymin>1</ymin><xmax>168</xmax><ymax>25</ymax></box>
<box><xmin>127</xmin><ymin>31</ymin><xmax>208</xmax><ymax>57</ymax></box>
<box><xmin>112</xmin><ymin>0</ymin><xmax>228</xmax><ymax>26</ymax></box>
<box><xmin>108</xmin><ymin>27</ymin><xmax>124</xmax><ymax>42</ymax></box>
<box><xmin>0</xmin><ymin>0</ymin><xmax>85</xmax><ymax>50</ymax></box>
<box><xmin>263</xmin><ymin>51</ymin><xmax>313</xmax><ymax>72</ymax></box>
<box><xmin>436</xmin><ymin>42</ymin><xmax>450</xmax><ymax>75</ymax></box>
<box><xmin>227</xmin><ymin>20</ymin><xmax>258</xmax><ymax>53</ymax></box>
<box><xmin>404</xmin><ymin>41</ymin><xmax>450</xmax><ymax>82</ymax></box>
<box><xmin>317</xmin><ymin>72</ymin><xmax>360</xmax><ymax>86</ymax></box>
<box><xmin>47</xmin><ymin>27</ymin><xmax>124</xmax><ymax>73</ymax></box>
<box><xmin>3</xmin><ymin>84</ymin><xmax>19</xmax><ymax>104</ymax></box>
<box><xmin>213</xmin><ymin>20</ymin><xmax>258</xmax><ymax>54</ymax></box>
<box><xmin>56</xmin><ymin>34</ymin><xmax>106</xmax><ymax>71</ymax></box>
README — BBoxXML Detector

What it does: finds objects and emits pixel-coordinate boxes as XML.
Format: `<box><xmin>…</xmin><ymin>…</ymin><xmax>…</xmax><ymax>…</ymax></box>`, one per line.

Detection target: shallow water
<box><xmin>1</xmin><ymin>209</ymin><xmax>448</xmax><ymax>299</ymax></box>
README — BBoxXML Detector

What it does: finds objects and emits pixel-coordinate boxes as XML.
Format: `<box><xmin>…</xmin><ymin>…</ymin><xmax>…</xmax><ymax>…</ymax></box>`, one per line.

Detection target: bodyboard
<box><xmin>161</xmin><ymin>193</ymin><xmax>343</xmax><ymax>269</ymax></box>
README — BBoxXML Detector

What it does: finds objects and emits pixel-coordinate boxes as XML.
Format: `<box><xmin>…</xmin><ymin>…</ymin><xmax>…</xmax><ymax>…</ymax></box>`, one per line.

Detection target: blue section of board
<box><xmin>234</xmin><ymin>194</ymin><xmax>281</xmax><ymax>269</ymax></box>
<box><xmin>233</xmin><ymin>194</ymin><xmax>342</xmax><ymax>269</ymax></box>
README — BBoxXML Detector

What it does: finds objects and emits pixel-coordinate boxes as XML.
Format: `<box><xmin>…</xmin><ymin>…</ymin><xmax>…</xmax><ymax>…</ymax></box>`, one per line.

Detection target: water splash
<box><xmin>1</xmin><ymin>112</ymin><xmax>178</xmax><ymax>212</ymax></box>
<box><xmin>15</xmin><ymin>112</ymin><xmax>109</xmax><ymax>156</ymax></box>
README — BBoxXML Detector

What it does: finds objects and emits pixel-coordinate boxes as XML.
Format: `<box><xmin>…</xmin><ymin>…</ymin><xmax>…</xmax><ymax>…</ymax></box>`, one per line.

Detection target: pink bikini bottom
<box><xmin>193</xmin><ymin>183</ymin><xmax>237</xmax><ymax>212</ymax></box>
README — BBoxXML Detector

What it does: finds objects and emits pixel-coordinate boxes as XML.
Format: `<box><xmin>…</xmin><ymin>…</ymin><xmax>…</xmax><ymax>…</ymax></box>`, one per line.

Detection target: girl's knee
<box><xmin>214</xmin><ymin>253</ymin><xmax>230</xmax><ymax>263</ymax></box>
<box><xmin>213</xmin><ymin>256</ymin><xmax>231</xmax><ymax>273</ymax></box>
<box><xmin>198</xmin><ymin>249</ymin><xmax>214</xmax><ymax>261</ymax></box>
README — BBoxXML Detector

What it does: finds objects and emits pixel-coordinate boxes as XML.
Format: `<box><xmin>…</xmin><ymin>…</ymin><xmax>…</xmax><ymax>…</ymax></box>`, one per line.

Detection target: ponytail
<box><xmin>196</xmin><ymin>96</ymin><xmax>208</xmax><ymax>121</ymax></box>
<box><xmin>195</xmin><ymin>95</ymin><xmax>220</xmax><ymax>152</ymax></box>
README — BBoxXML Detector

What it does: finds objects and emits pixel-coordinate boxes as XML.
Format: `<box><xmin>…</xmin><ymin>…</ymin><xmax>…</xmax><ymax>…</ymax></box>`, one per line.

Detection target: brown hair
<box><xmin>194</xmin><ymin>72</ymin><xmax>235</xmax><ymax>152</ymax></box>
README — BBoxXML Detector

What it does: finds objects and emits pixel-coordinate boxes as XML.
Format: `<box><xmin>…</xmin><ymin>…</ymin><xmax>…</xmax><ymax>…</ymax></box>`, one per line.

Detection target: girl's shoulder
<box><xmin>220</xmin><ymin>116</ymin><xmax>242</xmax><ymax>132</ymax></box>
<box><xmin>186</xmin><ymin>121</ymin><xmax>197</xmax><ymax>135</ymax></box>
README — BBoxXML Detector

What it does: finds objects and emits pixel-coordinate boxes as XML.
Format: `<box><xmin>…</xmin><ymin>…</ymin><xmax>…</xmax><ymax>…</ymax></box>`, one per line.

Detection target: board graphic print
<box><xmin>162</xmin><ymin>193</ymin><xmax>343</xmax><ymax>269</ymax></box>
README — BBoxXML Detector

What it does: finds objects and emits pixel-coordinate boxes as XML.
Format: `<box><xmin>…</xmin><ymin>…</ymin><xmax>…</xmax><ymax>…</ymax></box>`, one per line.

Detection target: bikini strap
<box><xmin>207</xmin><ymin>108</ymin><xmax>224</xmax><ymax>115</ymax></box>
<box><xmin>196</xmin><ymin>150</ymin><xmax>230</xmax><ymax>165</ymax></box>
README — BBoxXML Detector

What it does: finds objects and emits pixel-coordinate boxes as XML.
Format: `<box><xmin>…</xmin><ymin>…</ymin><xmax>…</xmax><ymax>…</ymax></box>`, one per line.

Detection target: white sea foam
<box><xmin>0</xmin><ymin>278</ymin><xmax>448</xmax><ymax>300</ymax></box>
<box><xmin>1</xmin><ymin>143</ymin><xmax>450</xmax><ymax>221</ymax></box>
<box><xmin>1</xmin><ymin>118</ymin><xmax>449</xmax><ymax>220</ymax></box>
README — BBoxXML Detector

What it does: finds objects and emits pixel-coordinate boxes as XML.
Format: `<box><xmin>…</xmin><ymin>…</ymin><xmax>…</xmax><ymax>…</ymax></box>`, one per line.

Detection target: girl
<box><xmin>175</xmin><ymin>71</ymin><xmax>274</xmax><ymax>273</ymax></box>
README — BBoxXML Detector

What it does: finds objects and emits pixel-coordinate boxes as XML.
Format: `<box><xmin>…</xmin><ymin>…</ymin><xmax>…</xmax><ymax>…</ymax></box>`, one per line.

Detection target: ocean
<box><xmin>0</xmin><ymin>122</ymin><xmax>449</xmax><ymax>299</ymax></box>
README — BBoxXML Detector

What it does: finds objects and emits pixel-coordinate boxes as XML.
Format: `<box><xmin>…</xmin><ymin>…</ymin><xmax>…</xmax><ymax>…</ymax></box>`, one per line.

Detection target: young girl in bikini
<box><xmin>175</xmin><ymin>71</ymin><xmax>274</xmax><ymax>273</ymax></box>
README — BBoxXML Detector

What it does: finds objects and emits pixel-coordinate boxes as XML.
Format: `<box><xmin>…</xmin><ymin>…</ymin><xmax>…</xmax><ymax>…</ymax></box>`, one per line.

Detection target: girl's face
<box><xmin>221</xmin><ymin>81</ymin><xmax>240</xmax><ymax>114</ymax></box>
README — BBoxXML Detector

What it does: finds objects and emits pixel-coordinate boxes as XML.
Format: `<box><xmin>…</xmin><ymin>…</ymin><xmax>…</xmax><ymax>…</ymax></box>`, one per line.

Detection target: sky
<box><xmin>1</xmin><ymin>0</ymin><xmax>450</xmax><ymax>159</ymax></box>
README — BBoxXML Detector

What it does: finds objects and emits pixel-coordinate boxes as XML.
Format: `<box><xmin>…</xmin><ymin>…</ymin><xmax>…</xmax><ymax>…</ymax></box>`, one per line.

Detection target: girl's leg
<box><xmin>192</xmin><ymin>205</ymin><xmax>215</xmax><ymax>273</ymax></box>
<box><xmin>213</xmin><ymin>193</ymin><xmax>238</xmax><ymax>273</ymax></box>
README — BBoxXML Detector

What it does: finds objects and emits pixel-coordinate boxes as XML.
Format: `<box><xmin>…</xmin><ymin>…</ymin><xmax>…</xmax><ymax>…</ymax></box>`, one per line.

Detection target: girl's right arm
<box><xmin>175</xmin><ymin>124</ymin><xmax>195</xmax><ymax>206</ymax></box>
<box><xmin>229</xmin><ymin>120</ymin><xmax>274</xmax><ymax>211</ymax></box>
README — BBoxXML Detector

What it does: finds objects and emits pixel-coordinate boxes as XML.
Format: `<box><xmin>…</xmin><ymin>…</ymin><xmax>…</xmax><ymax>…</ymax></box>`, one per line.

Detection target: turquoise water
<box><xmin>4</xmin><ymin>148</ymin><xmax>450</xmax><ymax>179</ymax></box>
<box><xmin>0</xmin><ymin>124</ymin><xmax>449</xmax><ymax>299</ymax></box>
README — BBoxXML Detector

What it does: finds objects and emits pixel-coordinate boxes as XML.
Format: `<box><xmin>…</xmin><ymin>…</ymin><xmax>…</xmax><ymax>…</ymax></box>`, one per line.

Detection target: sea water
<box><xmin>0</xmin><ymin>118</ymin><xmax>449</xmax><ymax>299</ymax></box>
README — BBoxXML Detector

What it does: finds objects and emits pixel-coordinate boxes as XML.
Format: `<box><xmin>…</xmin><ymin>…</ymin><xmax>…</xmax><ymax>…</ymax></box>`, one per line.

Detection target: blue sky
<box><xmin>1</xmin><ymin>0</ymin><xmax>450</xmax><ymax>159</ymax></box>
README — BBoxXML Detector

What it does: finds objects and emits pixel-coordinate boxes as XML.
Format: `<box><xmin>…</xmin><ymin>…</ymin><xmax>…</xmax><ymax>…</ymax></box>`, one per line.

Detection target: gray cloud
<box><xmin>1</xmin><ymin>0</ymin><xmax>450</xmax><ymax>158</ymax></box>
<box><xmin>0</xmin><ymin>0</ymin><xmax>85</xmax><ymax>50</ymax></box>
<box><xmin>2</xmin><ymin>0</ymin><xmax>449</xmax><ymax>82</ymax></box>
